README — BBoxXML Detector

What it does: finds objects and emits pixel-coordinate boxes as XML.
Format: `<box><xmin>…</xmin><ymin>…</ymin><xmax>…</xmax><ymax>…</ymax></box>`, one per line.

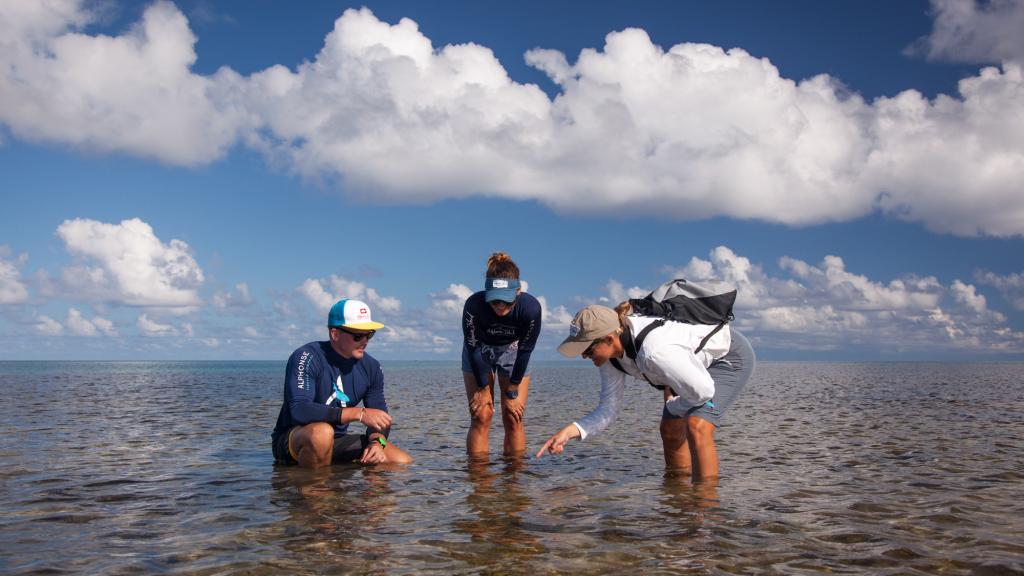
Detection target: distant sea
<box><xmin>1</xmin><ymin>361</ymin><xmax>1022</xmax><ymax>574</ymax></box>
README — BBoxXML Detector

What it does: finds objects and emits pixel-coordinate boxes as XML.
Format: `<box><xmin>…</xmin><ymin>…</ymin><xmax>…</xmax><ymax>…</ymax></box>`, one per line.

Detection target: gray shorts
<box><xmin>662</xmin><ymin>329</ymin><xmax>755</xmax><ymax>427</ymax></box>
<box><xmin>461</xmin><ymin>343</ymin><xmax>526</xmax><ymax>383</ymax></box>
<box><xmin>272</xmin><ymin>427</ymin><xmax>369</xmax><ymax>464</ymax></box>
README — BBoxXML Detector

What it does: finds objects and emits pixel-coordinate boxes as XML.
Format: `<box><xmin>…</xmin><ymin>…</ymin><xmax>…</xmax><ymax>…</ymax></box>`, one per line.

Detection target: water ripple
<box><xmin>0</xmin><ymin>361</ymin><xmax>1022</xmax><ymax>574</ymax></box>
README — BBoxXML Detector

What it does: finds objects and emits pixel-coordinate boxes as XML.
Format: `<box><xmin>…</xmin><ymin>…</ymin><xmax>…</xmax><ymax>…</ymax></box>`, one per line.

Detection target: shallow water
<box><xmin>1</xmin><ymin>361</ymin><xmax>1022</xmax><ymax>574</ymax></box>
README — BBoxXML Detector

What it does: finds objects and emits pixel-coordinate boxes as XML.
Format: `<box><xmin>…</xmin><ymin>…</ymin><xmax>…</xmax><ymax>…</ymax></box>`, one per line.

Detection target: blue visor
<box><xmin>485</xmin><ymin>277</ymin><xmax>520</xmax><ymax>303</ymax></box>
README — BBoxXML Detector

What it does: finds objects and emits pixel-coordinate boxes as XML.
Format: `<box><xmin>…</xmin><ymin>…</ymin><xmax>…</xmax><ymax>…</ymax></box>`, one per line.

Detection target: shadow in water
<box><xmin>656</xmin><ymin>470</ymin><xmax>723</xmax><ymax>539</ymax></box>
<box><xmin>449</xmin><ymin>455</ymin><xmax>548</xmax><ymax>560</ymax></box>
<box><xmin>268</xmin><ymin>463</ymin><xmax>399</xmax><ymax>563</ymax></box>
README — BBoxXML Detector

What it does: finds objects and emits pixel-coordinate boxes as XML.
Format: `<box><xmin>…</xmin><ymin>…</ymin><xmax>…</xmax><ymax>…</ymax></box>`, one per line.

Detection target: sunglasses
<box><xmin>582</xmin><ymin>337</ymin><xmax>606</xmax><ymax>357</ymax></box>
<box><xmin>335</xmin><ymin>327</ymin><xmax>376</xmax><ymax>342</ymax></box>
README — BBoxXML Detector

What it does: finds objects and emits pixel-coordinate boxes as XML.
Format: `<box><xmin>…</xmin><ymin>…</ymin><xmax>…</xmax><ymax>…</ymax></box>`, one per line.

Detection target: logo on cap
<box><xmin>569</xmin><ymin>323</ymin><xmax>580</xmax><ymax>337</ymax></box>
<box><xmin>492</xmin><ymin>279</ymin><xmax>509</xmax><ymax>289</ymax></box>
<box><xmin>360</xmin><ymin>308</ymin><xmax>367</xmax><ymax>315</ymax></box>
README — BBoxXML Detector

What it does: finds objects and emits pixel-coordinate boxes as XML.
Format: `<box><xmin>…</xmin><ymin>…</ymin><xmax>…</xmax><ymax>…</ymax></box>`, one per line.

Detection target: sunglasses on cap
<box><xmin>334</xmin><ymin>327</ymin><xmax>376</xmax><ymax>342</ymax></box>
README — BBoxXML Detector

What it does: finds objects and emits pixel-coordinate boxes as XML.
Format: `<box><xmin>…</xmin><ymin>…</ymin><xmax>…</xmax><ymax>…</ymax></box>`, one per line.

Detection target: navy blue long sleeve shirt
<box><xmin>271</xmin><ymin>341</ymin><xmax>389</xmax><ymax>442</ymax></box>
<box><xmin>462</xmin><ymin>291</ymin><xmax>542</xmax><ymax>386</ymax></box>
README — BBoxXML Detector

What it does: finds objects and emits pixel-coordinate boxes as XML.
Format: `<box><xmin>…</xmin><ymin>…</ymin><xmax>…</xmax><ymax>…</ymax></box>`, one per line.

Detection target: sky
<box><xmin>1</xmin><ymin>0</ymin><xmax>1023</xmax><ymax>361</ymax></box>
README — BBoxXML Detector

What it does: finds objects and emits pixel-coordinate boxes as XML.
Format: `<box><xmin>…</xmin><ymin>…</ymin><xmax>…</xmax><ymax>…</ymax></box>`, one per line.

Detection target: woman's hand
<box><xmin>535</xmin><ymin>424</ymin><xmax>581</xmax><ymax>458</ymax></box>
<box><xmin>468</xmin><ymin>386</ymin><xmax>493</xmax><ymax>417</ymax></box>
<box><xmin>502</xmin><ymin>384</ymin><xmax>524</xmax><ymax>423</ymax></box>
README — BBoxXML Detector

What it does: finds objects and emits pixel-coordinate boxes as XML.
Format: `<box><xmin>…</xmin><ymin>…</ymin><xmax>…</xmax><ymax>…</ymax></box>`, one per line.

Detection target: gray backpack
<box><xmin>611</xmin><ymin>278</ymin><xmax>737</xmax><ymax>389</ymax></box>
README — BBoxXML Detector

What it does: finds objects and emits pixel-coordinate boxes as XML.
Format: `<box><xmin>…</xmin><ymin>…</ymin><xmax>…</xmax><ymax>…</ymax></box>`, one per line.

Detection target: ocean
<box><xmin>1</xmin><ymin>361</ymin><xmax>1022</xmax><ymax>574</ymax></box>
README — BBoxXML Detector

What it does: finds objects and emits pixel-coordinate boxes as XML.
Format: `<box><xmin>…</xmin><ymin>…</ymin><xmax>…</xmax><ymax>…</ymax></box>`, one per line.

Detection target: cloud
<box><xmin>2</xmin><ymin>4</ymin><xmax>1024</xmax><ymax>236</ymax></box>
<box><xmin>297</xmin><ymin>275</ymin><xmax>401</xmax><ymax>316</ymax></box>
<box><xmin>535</xmin><ymin>294</ymin><xmax>573</xmax><ymax>331</ymax></box>
<box><xmin>603</xmin><ymin>280</ymin><xmax>648</xmax><ymax>305</ymax></box>
<box><xmin>56</xmin><ymin>217</ymin><xmax>204</xmax><ymax>307</ymax></box>
<box><xmin>0</xmin><ymin>247</ymin><xmax>30</xmax><ymax>304</ymax></box>
<box><xmin>66</xmin><ymin>307</ymin><xmax>116</xmax><ymax>336</ymax></box>
<box><xmin>655</xmin><ymin>245</ymin><xmax>1023</xmax><ymax>353</ymax></box>
<box><xmin>0</xmin><ymin>0</ymin><xmax>245</xmax><ymax>164</ymax></box>
<box><xmin>425</xmin><ymin>283</ymin><xmax>473</xmax><ymax>323</ymax></box>
<box><xmin>32</xmin><ymin>314</ymin><xmax>62</xmax><ymax>335</ymax></box>
<box><xmin>137</xmin><ymin>312</ymin><xmax>176</xmax><ymax>336</ymax></box>
<box><xmin>377</xmin><ymin>323</ymin><xmax>454</xmax><ymax>353</ymax></box>
<box><xmin>212</xmin><ymin>282</ymin><xmax>252</xmax><ymax>308</ymax></box>
<box><xmin>975</xmin><ymin>269</ymin><xmax>1024</xmax><ymax>310</ymax></box>
<box><xmin>910</xmin><ymin>0</ymin><xmax>1024</xmax><ymax>63</ymax></box>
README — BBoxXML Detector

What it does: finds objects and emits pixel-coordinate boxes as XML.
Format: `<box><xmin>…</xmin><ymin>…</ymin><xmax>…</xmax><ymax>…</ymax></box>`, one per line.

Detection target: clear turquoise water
<box><xmin>1</xmin><ymin>361</ymin><xmax>1022</xmax><ymax>574</ymax></box>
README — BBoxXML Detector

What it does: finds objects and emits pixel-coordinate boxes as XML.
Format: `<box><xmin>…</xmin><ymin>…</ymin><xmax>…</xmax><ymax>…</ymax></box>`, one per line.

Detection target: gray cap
<box><xmin>557</xmin><ymin>305</ymin><xmax>619</xmax><ymax>357</ymax></box>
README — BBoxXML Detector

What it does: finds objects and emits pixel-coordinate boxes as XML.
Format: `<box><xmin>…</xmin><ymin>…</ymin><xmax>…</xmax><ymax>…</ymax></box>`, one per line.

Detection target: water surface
<box><xmin>1</xmin><ymin>361</ymin><xmax>1022</xmax><ymax>574</ymax></box>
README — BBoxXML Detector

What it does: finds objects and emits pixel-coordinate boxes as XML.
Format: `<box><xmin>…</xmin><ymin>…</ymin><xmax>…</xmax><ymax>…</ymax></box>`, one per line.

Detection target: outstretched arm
<box><xmin>536</xmin><ymin>365</ymin><xmax>625</xmax><ymax>457</ymax></box>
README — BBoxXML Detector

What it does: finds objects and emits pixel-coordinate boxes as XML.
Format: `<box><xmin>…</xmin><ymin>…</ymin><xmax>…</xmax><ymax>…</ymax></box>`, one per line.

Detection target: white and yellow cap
<box><xmin>327</xmin><ymin>299</ymin><xmax>385</xmax><ymax>330</ymax></box>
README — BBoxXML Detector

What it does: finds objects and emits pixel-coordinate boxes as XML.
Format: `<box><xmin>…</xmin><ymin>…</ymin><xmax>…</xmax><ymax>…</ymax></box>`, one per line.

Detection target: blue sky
<box><xmin>2</xmin><ymin>0</ymin><xmax>1023</xmax><ymax>361</ymax></box>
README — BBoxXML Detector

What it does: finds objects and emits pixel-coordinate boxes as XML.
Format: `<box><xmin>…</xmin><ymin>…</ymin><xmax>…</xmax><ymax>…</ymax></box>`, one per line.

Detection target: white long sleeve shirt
<box><xmin>573</xmin><ymin>317</ymin><xmax>731</xmax><ymax>439</ymax></box>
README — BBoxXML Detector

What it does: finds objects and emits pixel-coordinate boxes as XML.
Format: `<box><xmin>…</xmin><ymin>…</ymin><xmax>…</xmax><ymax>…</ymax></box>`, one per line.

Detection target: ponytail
<box><xmin>614</xmin><ymin>301</ymin><xmax>632</xmax><ymax>331</ymax></box>
<box><xmin>486</xmin><ymin>252</ymin><xmax>520</xmax><ymax>279</ymax></box>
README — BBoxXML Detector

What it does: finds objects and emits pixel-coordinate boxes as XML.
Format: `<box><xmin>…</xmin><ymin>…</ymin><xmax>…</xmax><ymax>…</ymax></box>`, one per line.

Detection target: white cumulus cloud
<box><xmin>975</xmin><ymin>269</ymin><xmax>1024</xmax><ymax>310</ymax></box>
<box><xmin>32</xmin><ymin>314</ymin><xmax>62</xmax><ymax>335</ymax></box>
<box><xmin>425</xmin><ymin>283</ymin><xmax>473</xmax><ymax>322</ymax></box>
<box><xmin>56</xmin><ymin>217</ymin><xmax>204</xmax><ymax>307</ymax></box>
<box><xmin>2</xmin><ymin>4</ymin><xmax>1024</xmax><ymax>236</ymax></box>
<box><xmin>0</xmin><ymin>248</ymin><xmax>30</xmax><ymax>304</ymax></box>
<box><xmin>0</xmin><ymin>0</ymin><xmax>245</xmax><ymax>164</ymax></box>
<box><xmin>911</xmin><ymin>0</ymin><xmax>1024</xmax><ymax>63</ymax></box>
<box><xmin>654</xmin><ymin>245</ymin><xmax>1023</xmax><ymax>353</ymax></box>
<box><xmin>137</xmin><ymin>312</ymin><xmax>176</xmax><ymax>336</ymax></box>
<box><xmin>297</xmin><ymin>275</ymin><xmax>401</xmax><ymax>316</ymax></box>
<box><xmin>66</xmin><ymin>307</ymin><xmax>116</xmax><ymax>336</ymax></box>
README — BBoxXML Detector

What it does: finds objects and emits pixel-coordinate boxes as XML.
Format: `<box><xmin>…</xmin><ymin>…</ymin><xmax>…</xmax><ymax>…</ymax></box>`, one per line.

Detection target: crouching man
<box><xmin>272</xmin><ymin>299</ymin><xmax>412</xmax><ymax>468</ymax></box>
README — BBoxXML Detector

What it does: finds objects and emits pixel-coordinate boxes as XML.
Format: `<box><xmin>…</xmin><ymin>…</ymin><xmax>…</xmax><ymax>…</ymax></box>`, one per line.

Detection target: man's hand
<box><xmin>360</xmin><ymin>440</ymin><xmax>386</xmax><ymax>464</ymax></box>
<box><xmin>468</xmin><ymin>386</ymin><xmax>492</xmax><ymax>417</ymax></box>
<box><xmin>360</xmin><ymin>408</ymin><xmax>392</xmax><ymax>430</ymax></box>
<box><xmin>535</xmin><ymin>424</ymin><xmax>581</xmax><ymax>458</ymax></box>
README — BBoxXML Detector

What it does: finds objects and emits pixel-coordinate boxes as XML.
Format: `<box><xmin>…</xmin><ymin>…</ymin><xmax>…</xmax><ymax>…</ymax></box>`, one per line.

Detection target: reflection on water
<box><xmin>0</xmin><ymin>361</ymin><xmax>1023</xmax><ymax>574</ymax></box>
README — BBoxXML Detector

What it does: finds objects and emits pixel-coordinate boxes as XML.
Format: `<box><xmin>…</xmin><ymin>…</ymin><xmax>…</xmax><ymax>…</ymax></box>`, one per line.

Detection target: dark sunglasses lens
<box><xmin>337</xmin><ymin>328</ymin><xmax>375</xmax><ymax>341</ymax></box>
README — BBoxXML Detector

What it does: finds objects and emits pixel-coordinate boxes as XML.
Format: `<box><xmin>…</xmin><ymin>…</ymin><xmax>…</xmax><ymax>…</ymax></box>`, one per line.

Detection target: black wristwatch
<box><xmin>504</xmin><ymin>388</ymin><xmax>519</xmax><ymax>400</ymax></box>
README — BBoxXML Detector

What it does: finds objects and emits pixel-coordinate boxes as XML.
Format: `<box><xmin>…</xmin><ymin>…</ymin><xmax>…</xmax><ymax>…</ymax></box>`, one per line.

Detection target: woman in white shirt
<box><xmin>536</xmin><ymin>302</ymin><xmax>755</xmax><ymax>482</ymax></box>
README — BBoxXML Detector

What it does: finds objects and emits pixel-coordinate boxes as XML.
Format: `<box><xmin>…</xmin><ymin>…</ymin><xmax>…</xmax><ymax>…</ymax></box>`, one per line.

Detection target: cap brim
<box><xmin>336</xmin><ymin>321</ymin><xmax>385</xmax><ymax>330</ymax></box>
<box><xmin>557</xmin><ymin>338</ymin><xmax>592</xmax><ymax>358</ymax></box>
<box><xmin>485</xmin><ymin>288</ymin><xmax>517</xmax><ymax>303</ymax></box>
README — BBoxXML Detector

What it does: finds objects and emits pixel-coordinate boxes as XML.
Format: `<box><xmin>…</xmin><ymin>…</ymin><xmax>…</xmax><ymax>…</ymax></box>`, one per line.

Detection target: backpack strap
<box><xmin>609</xmin><ymin>357</ymin><xmax>628</xmax><ymax>374</ymax></box>
<box><xmin>694</xmin><ymin>321</ymin><xmax>726</xmax><ymax>354</ymax></box>
<box><xmin>633</xmin><ymin>319</ymin><xmax>665</xmax><ymax>353</ymax></box>
<box><xmin>615</xmin><ymin>319</ymin><xmax>666</xmax><ymax>390</ymax></box>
